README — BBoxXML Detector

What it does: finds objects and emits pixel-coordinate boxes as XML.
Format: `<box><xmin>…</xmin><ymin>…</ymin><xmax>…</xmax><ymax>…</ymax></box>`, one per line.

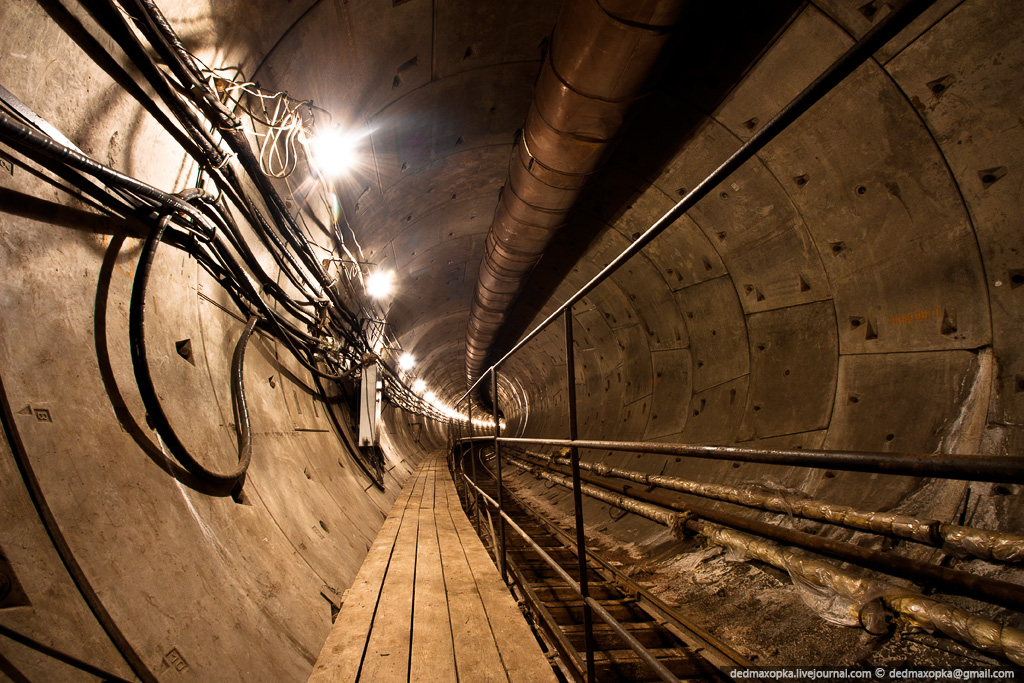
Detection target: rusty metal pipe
<box><xmin>503</xmin><ymin>456</ymin><xmax>1024</xmax><ymax>665</ymax></box>
<box><xmin>465</xmin><ymin>0</ymin><xmax>685</xmax><ymax>386</ymax></box>
<box><xmin>506</xmin><ymin>455</ymin><xmax>1024</xmax><ymax>613</ymax></box>
<box><xmin>530</xmin><ymin>450</ymin><xmax>1024</xmax><ymax>562</ymax></box>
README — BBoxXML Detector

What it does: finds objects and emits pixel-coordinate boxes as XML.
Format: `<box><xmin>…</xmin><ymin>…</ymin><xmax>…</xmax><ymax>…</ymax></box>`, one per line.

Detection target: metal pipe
<box><xmin>504</xmin><ymin>456</ymin><xmax>1024</xmax><ymax>666</ymax></box>
<box><xmin>497</xmin><ymin>436</ymin><xmax>1024</xmax><ymax>483</ymax></box>
<box><xmin>492</xmin><ymin>367</ymin><xmax>507</xmax><ymax>583</ymax></box>
<box><xmin>465</xmin><ymin>0</ymin><xmax>686</xmax><ymax>387</ymax></box>
<box><xmin>564</xmin><ymin>309</ymin><xmax>595</xmax><ymax>680</ymax></box>
<box><xmin>506</xmin><ymin>455</ymin><xmax>1024</xmax><ymax>613</ymax></box>
<box><xmin>532</xmin><ymin>450</ymin><xmax>1024</xmax><ymax>562</ymax></box>
<box><xmin>457</xmin><ymin>0</ymin><xmax>940</xmax><ymax>406</ymax></box>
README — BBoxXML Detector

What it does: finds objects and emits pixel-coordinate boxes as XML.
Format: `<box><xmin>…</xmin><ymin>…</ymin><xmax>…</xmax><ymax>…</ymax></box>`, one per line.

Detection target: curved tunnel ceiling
<box><xmin>1</xmin><ymin>0</ymin><xmax>1023</xmax><ymax>677</ymax></box>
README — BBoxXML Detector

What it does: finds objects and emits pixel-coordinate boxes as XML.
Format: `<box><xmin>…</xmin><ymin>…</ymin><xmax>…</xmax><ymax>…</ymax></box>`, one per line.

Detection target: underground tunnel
<box><xmin>1</xmin><ymin>0</ymin><xmax>1023</xmax><ymax>680</ymax></box>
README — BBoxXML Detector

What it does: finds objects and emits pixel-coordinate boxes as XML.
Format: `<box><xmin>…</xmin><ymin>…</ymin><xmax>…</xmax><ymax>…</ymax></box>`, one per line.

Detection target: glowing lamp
<box><xmin>365</xmin><ymin>270</ymin><xmax>394</xmax><ymax>299</ymax></box>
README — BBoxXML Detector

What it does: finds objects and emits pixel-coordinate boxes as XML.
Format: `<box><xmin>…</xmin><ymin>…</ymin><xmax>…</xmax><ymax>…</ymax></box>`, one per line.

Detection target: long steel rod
<box><xmin>564</xmin><ymin>309</ymin><xmax>595</xmax><ymax>681</ymax></box>
<box><xmin>468</xmin><ymin>400</ymin><xmax>479</xmax><ymax>532</ymax></box>
<box><xmin>454</xmin><ymin>0</ymin><xmax>938</xmax><ymax>407</ymax></box>
<box><xmin>463</xmin><ymin>474</ymin><xmax>681</xmax><ymax>683</ymax></box>
<box><xmin>510</xmin><ymin>454</ymin><xmax>1024</xmax><ymax>613</ymax></box>
<box><xmin>532</xmin><ymin>450</ymin><xmax>1024</xmax><ymax>561</ymax></box>
<box><xmin>492</xmin><ymin>367</ymin><xmax>507</xmax><ymax>583</ymax></box>
<box><xmin>497</xmin><ymin>437</ymin><xmax>1024</xmax><ymax>483</ymax></box>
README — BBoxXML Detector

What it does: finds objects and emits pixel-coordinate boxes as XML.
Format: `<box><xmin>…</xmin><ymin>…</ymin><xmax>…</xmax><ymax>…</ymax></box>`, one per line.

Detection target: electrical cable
<box><xmin>130</xmin><ymin>205</ymin><xmax>251</xmax><ymax>487</ymax></box>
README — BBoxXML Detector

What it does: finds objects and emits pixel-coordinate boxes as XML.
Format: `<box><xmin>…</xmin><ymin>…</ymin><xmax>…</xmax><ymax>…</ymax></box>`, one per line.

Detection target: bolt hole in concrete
<box><xmin>993</xmin><ymin>485</ymin><xmax>1012</xmax><ymax>496</ymax></box>
<box><xmin>856</xmin><ymin>185</ymin><xmax>868</xmax><ymax>195</ymax></box>
<box><xmin>885</xmin><ymin>433</ymin><xmax>895</xmax><ymax>442</ymax></box>
<box><xmin>319</xmin><ymin>520</ymin><xmax>330</xmax><ymax>533</ymax></box>
<box><xmin>825</xmin><ymin>471</ymin><xmax>835</xmax><ymax>479</ymax></box>
<box><xmin>175</xmin><ymin>338</ymin><xmax>195</xmax><ymax>365</ymax></box>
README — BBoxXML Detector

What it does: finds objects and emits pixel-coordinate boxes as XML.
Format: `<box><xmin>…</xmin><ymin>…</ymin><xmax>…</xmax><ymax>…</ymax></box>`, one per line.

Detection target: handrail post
<box><xmin>492</xmin><ymin>366</ymin><xmax>507</xmax><ymax>584</ymax></box>
<box><xmin>565</xmin><ymin>308</ymin><xmax>595</xmax><ymax>682</ymax></box>
<box><xmin>469</xmin><ymin>399</ymin><xmax>479</xmax><ymax>532</ymax></box>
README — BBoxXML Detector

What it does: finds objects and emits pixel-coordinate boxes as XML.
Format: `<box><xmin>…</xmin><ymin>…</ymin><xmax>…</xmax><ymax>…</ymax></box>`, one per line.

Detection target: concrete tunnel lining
<box><xmin>0</xmin><ymin>0</ymin><xmax>1022</xmax><ymax>678</ymax></box>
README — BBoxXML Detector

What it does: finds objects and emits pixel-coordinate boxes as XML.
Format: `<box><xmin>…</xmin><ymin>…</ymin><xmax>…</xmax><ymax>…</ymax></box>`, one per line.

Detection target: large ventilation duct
<box><xmin>464</xmin><ymin>0</ymin><xmax>686</xmax><ymax>386</ymax></box>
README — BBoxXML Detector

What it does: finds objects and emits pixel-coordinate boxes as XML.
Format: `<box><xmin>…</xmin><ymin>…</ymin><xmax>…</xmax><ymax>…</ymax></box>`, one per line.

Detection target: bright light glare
<box><xmin>365</xmin><ymin>270</ymin><xmax>394</xmax><ymax>299</ymax></box>
<box><xmin>398</xmin><ymin>353</ymin><xmax>415</xmax><ymax>371</ymax></box>
<box><xmin>309</xmin><ymin>127</ymin><xmax>359</xmax><ymax>176</ymax></box>
<box><xmin>413</xmin><ymin>379</ymin><xmax>427</xmax><ymax>393</ymax></box>
<box><xmin>424</xmin><ymin>391</ymin><xmax>437</xmax><ymax>404</ymax></box>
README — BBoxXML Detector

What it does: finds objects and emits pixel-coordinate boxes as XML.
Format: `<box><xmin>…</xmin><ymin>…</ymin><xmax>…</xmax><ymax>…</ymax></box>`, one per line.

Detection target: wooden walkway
<box><xmin>309</xmin><ymin>454</ymin><xmax>558</xmax><ymax>683</ymax></box>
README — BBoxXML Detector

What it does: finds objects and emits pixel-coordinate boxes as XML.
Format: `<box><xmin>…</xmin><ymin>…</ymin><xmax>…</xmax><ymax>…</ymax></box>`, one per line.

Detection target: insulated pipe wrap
<box><xmin>504</xmin><ymin>453</ymin><xmax>1024</xmax><ymax>665</ymax></box>
<box><xmin>465</xmin><ymin>0</ymin><xmax>684</xmax><ymax>385</ymax></box>
<box><xmin>539</xmin><ymin>451</ymin><xmax>1024</xmax><ymax>561</ymax></box>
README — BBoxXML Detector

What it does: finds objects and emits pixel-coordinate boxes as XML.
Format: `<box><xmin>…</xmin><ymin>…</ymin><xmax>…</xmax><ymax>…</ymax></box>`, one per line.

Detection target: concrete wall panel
<box><xmin>738</xmin><ymin>301</ymin><xmax>838</xmax><ymax>440</ymax></box>
<box><xmin>673</xmin><ymin>276</ymin><xmax>749</xmax><ymax>391</ymax></box>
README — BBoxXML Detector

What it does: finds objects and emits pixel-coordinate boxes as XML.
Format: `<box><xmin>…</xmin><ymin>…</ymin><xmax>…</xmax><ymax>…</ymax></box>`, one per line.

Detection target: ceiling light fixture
<box><xmin>364</xmin><ymin>270</ymin><xmax>395</xmax><ymax>299</ymax></box>
<box><xmin>306</xmin><ymin>127</ymin><xmax>359</xmax><ymax>176</ymax></box>
<box><xmin>413</xmin><ymin>379</ymin><xmax>426</xmax><ymax>393</ymax></box>
<box><xmin>398</xmin><ymin>353</ymin><xmax>415</xmax><ymax>371</ymax></box>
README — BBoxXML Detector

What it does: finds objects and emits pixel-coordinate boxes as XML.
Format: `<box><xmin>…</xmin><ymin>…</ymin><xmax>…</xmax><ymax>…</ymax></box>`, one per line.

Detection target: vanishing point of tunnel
<box><xmin>1</xmin><ymin>0</ymin><xmax>1023</xmax><ymax>680</ymax></box>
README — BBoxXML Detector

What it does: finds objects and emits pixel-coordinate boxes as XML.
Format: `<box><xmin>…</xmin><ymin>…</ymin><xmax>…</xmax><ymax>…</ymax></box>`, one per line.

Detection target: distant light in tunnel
<box><xmin>398</xmin><ymin>352</ymin><xmax>415</xmax><ymax>371</ymax></box>
<box><xmin>413</xmin><ymin>379</ymin><xmax>427</xmax><ymax>393</ymax></box>
<box><xmin>364</xmin><ymin>270</ymin><xmax>395</xmax><ymax>299</ymax></box>
<box><xmin>306</xmin><ymin>126</ymin><xmax>360</xmax><ymax>176</ymax></box>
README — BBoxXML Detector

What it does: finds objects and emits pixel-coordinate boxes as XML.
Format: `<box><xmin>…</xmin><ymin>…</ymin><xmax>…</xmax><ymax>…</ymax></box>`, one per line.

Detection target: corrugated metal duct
<box><xmin>465</xmin><ymin>0</ymin><xmax>686</xmax><ymax>387</ymax></box>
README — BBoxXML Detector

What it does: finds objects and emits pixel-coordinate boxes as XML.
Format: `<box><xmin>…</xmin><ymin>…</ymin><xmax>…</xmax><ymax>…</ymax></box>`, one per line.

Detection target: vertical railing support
<box><xmin>469</xmin><ymin>399</ymin><xmax>479</xmax><ymax>532</ymax></box>
<box><xmin>565</xmin><ymin>308</ymin><xmax>595</xmax><ymax>681</ymax></box>
<box><xmin>492</xmin><ymin>366</ymin><xmax>507</xmax><ymax>584</ymax></box>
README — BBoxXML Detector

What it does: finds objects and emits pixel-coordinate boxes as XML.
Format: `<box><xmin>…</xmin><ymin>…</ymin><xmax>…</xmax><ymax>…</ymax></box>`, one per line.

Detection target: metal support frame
<box><xmin>492</xmin><ymin>366</ymin><xmax>508</xmax><ymax>583</ymax></box>
<box><xmin>565</xmin><ymin>309</ymin><xmax>595</xmax><ymax>681</ymax></box>
<box><xmin>468</xmin><ymin>400</ymin><xmax>479</xmax><ymax>532</ymax></box>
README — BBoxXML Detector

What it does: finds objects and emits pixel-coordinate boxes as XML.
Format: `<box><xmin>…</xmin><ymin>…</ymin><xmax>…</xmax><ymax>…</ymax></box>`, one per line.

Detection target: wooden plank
<box><xmin>432</xmin><ymin>462</ymin><xmax>509</xmax><ymax>682</ymax></box>
<box><xmin>443</xmin><ymin>472</ymin><xmax>559</xmax><ymax>683</ymax></box>
<box><xmin>356</xmin><ymin>468</ymin><xmax>428</xmax><ymax>681</ymax></box>
<box><xmin>410</xmin><ymin>459</ymin><xmax>458</xmax><ymax>681</ymax></box>
<box><xmin>309</xmin><ymin>461</ymin><xmax>428</xmax><ymax>683</ymax></box>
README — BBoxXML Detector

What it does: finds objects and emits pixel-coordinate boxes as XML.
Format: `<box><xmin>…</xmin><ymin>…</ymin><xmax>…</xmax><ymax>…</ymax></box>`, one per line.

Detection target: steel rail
<box><xmin>489</xmin><ymin>453</ymin><xmax>753</xmax><ymax>670</ymax></box>
<box><xmin>495</xmin><ymin>437</ymin><xmax>1024</xmax><ymax>483</ymax></box>
<box><xmin>462</xmin><ymin>472</ymin><xmax>682</xmax><ymax>683</ymax></box>
<box><xmin>504</xmin><ymin>557</ymin><xmax>586</xmax><ymax>682</ymax></box>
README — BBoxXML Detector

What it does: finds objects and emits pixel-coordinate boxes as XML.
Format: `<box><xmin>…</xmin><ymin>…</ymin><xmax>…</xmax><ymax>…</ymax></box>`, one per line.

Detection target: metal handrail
<box><xmin>460</xmin><ymin>471</ymin><xmax>682</xmax><ymax>683</ymax></box>
<box><xmin>455</xmin><ymin>0</ymin><xmax>940</xmax><ymax>407</ymax></box>
<box><xmin>494</xmin><ymin>437</ymin><xmax>1024</xmax><ymax>483</ymax></box>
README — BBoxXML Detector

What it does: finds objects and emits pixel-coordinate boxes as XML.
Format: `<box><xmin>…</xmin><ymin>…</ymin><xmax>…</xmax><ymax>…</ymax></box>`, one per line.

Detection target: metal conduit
<box><xmin>504</xmin><ymin>455</ymin><xmax>1024</xmax><ymax>614</ymax></box>
<box><xmin>464</xmin><ymin>0</ymin><xmax>685</xmax><ymax>386</ymax></box>
<box><xmin>502</xmin><ymin>455</ymin><xmax>1024</xmax><ymax>666</ymax></box>
<box><xmin>527</xmin><ymin>450</ymin><xmax>1024</xmax><ymax>562</ymax></box>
